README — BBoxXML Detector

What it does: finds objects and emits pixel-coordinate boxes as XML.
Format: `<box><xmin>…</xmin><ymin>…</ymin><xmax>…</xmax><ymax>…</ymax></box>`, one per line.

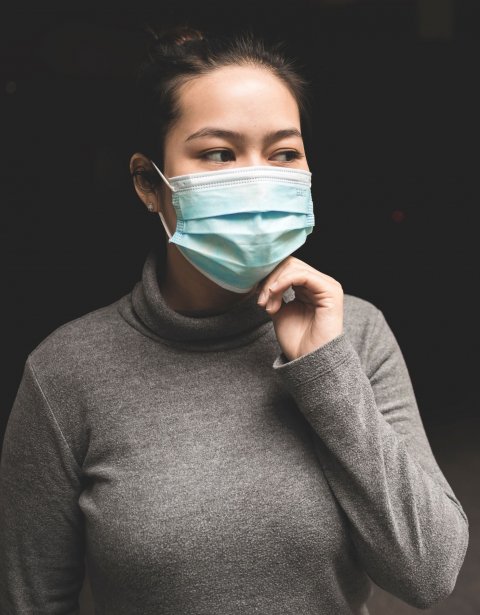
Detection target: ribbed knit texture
<box><xmin>0</xmin><ymin>247</ymin><xmax>469</xmax><ymax>614</ymax></box>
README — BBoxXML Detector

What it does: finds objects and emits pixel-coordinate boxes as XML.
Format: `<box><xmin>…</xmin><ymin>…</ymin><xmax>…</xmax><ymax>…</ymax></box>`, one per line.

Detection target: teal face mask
<box><xmin>151</xmin><ymin>161</ymin><xmax>315</xmax><ymax>294</ymax></box>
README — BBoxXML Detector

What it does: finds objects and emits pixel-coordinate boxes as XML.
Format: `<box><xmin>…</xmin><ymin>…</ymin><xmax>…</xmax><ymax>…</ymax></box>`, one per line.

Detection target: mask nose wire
<box><xmin>150</xmin><ymin>160</ymin><xmax>175</xmax><ymax>240</ymax></box>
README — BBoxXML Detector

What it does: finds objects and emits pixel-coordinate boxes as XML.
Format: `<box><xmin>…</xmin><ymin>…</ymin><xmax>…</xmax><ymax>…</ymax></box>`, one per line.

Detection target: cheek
<box><xmin>167</xmin><ymin>204</ymin><xmax>177</xmax><ymax>228</ymax></box>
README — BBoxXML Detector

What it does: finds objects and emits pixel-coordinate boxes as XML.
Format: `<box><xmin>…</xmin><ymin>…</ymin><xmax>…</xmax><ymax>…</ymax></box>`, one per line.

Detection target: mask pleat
<box><xmin>180</xmin><ymin>212</ymin><xmax>311</xmax><ymax>239</ymax></box>
<box><xmin>173</xmin><ymin>227</ymin><xmax>311</xmax><ymax>268</ymax></box>
<box><xmin>174</xmin><ymin>183</ymin><xmax>311</xmax><ymax>220</ymax></box>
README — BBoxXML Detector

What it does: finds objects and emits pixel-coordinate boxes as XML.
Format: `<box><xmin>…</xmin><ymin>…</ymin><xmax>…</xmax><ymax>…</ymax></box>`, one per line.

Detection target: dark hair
<box><xmin>133</xmin><ymin>24</ymin><xmax>313</xmax><ymax>190</ymax></box>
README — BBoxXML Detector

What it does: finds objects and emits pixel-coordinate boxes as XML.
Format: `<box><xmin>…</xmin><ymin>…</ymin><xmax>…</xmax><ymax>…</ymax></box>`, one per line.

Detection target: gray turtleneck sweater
<box><xmin>0</xmin><ymin>248</ymin><xmax>469</xmax><ymax>614</ymax></box>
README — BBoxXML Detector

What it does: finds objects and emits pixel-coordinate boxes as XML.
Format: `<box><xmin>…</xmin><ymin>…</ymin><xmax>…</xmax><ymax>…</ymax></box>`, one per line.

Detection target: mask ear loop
<box><xmin>151</xmin><ymin>160</ymin><xmax>175</xmax><ymax>192</ymax></box>
<box><xmin>150</xmin><ymin>160</ymin><xmax>176</xmax><ymax>240</ymax></box>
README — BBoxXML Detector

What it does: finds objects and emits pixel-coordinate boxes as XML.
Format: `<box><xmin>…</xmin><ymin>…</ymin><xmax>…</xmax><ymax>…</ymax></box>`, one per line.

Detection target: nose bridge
<box><xmin>241</xmin><ymin>151</ymin><xmax>267</xmax><ymax>166</ymax></box>
<box><xmin>235</xmin><ymin>138</ymin><xmax>266</xmax><ymax>166</ymax></box>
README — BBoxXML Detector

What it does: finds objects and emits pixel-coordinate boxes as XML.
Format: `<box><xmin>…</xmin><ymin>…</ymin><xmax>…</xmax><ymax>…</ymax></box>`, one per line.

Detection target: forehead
<box><xmin>174</xmin><ymin>65</ymin><xmax>301</xmax><ymax>131</ymax></box>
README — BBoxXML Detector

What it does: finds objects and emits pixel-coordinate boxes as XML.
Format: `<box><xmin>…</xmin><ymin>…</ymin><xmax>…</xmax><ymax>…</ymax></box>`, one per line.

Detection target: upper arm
<box><xmin>366</xmin><ymin>307</ymin><xmax>466</xmax><ymax>517</ymax></box>
<box><xmin>0</xmin><ymin>357</ymin><xmax>86</xmax><ymax>613</ymax></box>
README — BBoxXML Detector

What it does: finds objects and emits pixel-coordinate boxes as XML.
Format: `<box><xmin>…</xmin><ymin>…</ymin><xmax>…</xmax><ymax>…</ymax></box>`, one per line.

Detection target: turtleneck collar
<box><xmin>117</xmin><ymin>247</ymin><xmax>295</xmax><ymax>352</ymax></box>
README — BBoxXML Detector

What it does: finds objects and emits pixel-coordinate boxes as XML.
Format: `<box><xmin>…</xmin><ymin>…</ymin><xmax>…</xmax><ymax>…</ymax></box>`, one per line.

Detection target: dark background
<box><xmin>1</xmin><ymin>2</ymin><xmax>479</xmax><ymax>613</ymax></box>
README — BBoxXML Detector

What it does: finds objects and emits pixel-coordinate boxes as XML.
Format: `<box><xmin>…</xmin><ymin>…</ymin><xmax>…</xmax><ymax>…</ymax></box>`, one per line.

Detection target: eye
<box><xmin>201</xmin><ymin>149</ymin><xmax>235</xmax><ymax>162</ymax></box>
<box><xmin>270</xmin><ymin>150</ymin><xmax>303</xmax><ymax>162</ymax></box>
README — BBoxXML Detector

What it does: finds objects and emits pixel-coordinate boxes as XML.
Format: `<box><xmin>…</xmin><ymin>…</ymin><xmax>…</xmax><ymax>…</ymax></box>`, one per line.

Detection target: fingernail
<box><xmin>257</xmin><ymin>290</ymin><xmax>267</xmax><ymax>304</ymax></box>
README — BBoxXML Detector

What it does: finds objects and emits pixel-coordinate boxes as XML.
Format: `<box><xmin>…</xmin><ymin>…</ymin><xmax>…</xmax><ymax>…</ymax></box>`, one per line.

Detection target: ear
<box><xmin>129</xmin><ymin>152</ymin><xmax>163</xmax><ymax>213</ymax></box>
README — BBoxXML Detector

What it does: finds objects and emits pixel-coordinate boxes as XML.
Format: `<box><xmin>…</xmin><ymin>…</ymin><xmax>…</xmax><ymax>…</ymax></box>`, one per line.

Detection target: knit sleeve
<box><xmin>271</xmin><ymin>307</ymin><xmax>469</xmax><ymax>610</ymax></box>
<box><xmin>0</xmin><ymin>357</ymin><xmax>85</xmax><ymax>614</ymax></box>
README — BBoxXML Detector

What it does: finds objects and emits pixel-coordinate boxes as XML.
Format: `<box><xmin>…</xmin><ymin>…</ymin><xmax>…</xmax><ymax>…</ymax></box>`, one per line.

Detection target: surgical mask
<box><xmin>151</xmin><ymin>161</ymin><xmax>315</xmax><ymax>293</ymax></box>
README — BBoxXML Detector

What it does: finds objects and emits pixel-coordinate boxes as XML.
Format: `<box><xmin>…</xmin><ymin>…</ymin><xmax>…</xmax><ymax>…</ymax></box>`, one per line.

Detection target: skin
<box><xmin>130</xmin><ymin>65</ymin><xmax>343</xmax><ymax>361</ymax></box>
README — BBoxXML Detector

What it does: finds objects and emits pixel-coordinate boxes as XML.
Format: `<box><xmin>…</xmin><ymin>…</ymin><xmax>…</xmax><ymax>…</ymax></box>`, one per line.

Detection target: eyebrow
<box><xmin>185</xmin><ymin>127</ymin><xmax>302</xmax><ymax>144</ymax></box>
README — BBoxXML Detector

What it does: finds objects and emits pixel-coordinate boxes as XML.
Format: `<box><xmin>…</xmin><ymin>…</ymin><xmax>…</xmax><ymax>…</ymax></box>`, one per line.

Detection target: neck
<box><xmin>159</xmin><ymin>243</ymin><xmax>259</xmax><ymax>316</ymax></box>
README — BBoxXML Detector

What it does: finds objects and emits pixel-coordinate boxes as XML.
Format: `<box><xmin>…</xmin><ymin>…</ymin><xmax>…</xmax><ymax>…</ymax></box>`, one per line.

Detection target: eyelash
<box><xmin>199</xmin><ymin>149</ymin><xmax>304</xmax><ymax>163</ymax></box>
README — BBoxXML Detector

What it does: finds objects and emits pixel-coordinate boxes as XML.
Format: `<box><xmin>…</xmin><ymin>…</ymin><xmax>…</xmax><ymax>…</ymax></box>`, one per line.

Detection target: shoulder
<box><xmin>342</xmin><ymin>291</ymin><xmax>410</xmax><ymax>383</ymax></box>
<box><xmin>343</xmin><ymin>292</ymin><xmax>382</xmax><ymax>335</ymax></box>
<box><xmin>15</xmin><ymin>300</ymin><xmax>130</xmax><ymax>467</ymax></box>
<box><xmin>342</xmin><ymin>293</ymin><xmax>392</xmax><ymax>369</ymax></box>
<box><xmin>27</xmin><ymin>297</ymin><xmax>129</xmax><ymax>386</ymax></box>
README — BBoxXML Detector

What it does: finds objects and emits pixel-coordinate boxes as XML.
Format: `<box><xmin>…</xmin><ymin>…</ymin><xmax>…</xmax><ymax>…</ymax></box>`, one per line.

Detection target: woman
<box><xmin>0</xmin><ymin>25</ymin><xmax>468</xmax><ymax>615</ymax></box>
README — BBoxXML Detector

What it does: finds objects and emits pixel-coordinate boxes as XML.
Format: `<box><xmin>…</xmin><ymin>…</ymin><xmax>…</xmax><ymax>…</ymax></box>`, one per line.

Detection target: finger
<box><xmin>263</xmin><ymin>271</ymin><xmax>324</xmax><ymax>313</ymax></box>
<box><xmin>265</xmin><ymin>269</ymin><xmax>342</xmax><ymax>314</ymax></box>
<box><xmin>257</xmin><ymin>265</ymin><xmax>304</xmax><ymax>305</ymax></box>
<box><xmin>258</xmin><ymin>258</ymin><xmax>339</xmax><ymax>304</ymax></box>
<box><xmin>291</xmin><ymin>285</ymin><xmax>310</xmax><ymax>302</ymax></box>
<box><xmin>256</xmin><ymin>256</ymin><xmax>304</xmax><ymax>299</ymax></box>
<box><xmin>264</xmin><ymin>266</ymin><xmax>341</xmax><ymax>299</ymax></box>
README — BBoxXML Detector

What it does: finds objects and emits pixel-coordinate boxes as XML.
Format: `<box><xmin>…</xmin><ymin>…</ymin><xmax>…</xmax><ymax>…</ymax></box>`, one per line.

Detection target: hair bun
<box><xmin>145</xmin><ymin>24</ymin><xmax>206</xmax><ymax>48</ymax></box>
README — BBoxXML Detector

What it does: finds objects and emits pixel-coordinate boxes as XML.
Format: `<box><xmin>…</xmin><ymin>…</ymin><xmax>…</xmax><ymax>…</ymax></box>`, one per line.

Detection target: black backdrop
<box><xmin>2</xmin><ymin>1</ymin><xmax>479</xmax><ymax>443</ymax></box>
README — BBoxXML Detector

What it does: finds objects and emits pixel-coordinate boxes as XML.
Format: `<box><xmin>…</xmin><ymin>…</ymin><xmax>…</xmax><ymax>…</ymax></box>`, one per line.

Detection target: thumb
<box><xmin>267</xmin><ymin>296</ymin><xmax>288</xmax><ymax>322</ymax></box>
